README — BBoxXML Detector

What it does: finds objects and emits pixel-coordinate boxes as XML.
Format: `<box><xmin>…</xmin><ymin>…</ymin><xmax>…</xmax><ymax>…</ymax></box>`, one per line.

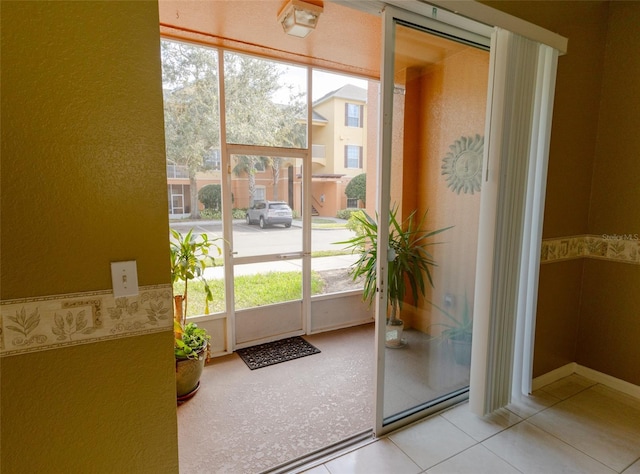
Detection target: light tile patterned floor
<box><xmin>304</xmin><ymin>374</ymin><xmax>640</xmax><ymax>474</ymax></box>
<box><xmin>178</xmin><ymin>324</ymin><xmax>640</xmax><ymax>474</ymax></box>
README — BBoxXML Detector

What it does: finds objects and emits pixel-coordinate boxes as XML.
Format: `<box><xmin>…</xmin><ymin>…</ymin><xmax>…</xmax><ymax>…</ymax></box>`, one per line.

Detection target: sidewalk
<box><xmin>203</xmin><ymin>254</ymin><xmax>358</xmax><ymax>279</ymax></box>
<box><xmin>170</xmin><ymin>216</ymin><xmax>349</xmax><ymax>229</ymax></box>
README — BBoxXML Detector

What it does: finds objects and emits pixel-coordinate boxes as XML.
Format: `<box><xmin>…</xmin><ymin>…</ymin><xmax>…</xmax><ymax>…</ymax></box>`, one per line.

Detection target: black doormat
<box><xmin>236</xmin><ymin>336</ymin><xmax>321</xmax><ymax>370</ymax></box>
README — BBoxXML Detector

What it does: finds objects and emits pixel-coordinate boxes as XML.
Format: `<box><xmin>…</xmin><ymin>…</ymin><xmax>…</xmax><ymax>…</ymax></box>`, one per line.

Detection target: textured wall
<box><xmin>1</xmin><ymin>1</ymin><xmax>179</xmax><ymax>471</ymax></box>
<box><xmin>1</xmin><ymin>1</ymin><xmax>171</xmax><ymax>298</ymax></box>
<box><xmin>486</xmin><ymin>1</ymin><xmax>640</xmax><ymax>386</ymax></box>
<box><xmin>400</xmin><ymin>47</ymin><xmax>489</xmax><ymax>333</ymax></box>
<box><xmin>578</xmin><ymin>2</ymin><xmax>640</xmax><ymax>385</ymax></box>
<box><xmin>483</xmin><ymin>1</ymin><xmax>611</xmax><ymax>378</ymax></box>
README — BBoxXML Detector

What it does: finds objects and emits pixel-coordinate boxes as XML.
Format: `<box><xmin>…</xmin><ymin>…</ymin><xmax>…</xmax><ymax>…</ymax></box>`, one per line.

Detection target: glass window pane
<box><xmin>311</xmin><ymin>70</ymin><xmax>376</xmax><ymax>301</ymax></box>
<box><xmin>224</xmin><ymin>52</ymin><xmax>307</xmax><ymax>148</ymax></box>
<box><xmin>346</xmin><ymin>103</ymin><xmax>361</xmax><ymax>127</ymax></box>
<box><xmin>382</xmin><ymin>22</ymin><xmax>489</xmax><ymax>421</ymax></box>
<box><xmin>161</xmin><ymin>39</ymin><xmax>220</xmax><ymax>221</ymax></box>
<box><xmin>232</xmin><ymin>155</ymin><xmax>301</xmax><ymax>258</ymax></box>
<box><xmin>233</xmin><ymin>260</ymin><xmax>303</xmax><ymax>309</ymax></box>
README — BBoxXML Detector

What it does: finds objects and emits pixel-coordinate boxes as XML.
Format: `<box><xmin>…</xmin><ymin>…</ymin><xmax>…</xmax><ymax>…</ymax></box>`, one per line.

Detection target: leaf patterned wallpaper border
<box><xmin>1</xmin><ymin>235</ymin><xmax>635</xmax><ymax>357</ymax></box>
<box><xmin>0</xmin><ymin>284</ymin><xmax>173</xmax><ymax>357</ymax></box>
<box><xmin>541</xmin><ymin>234</ymin><xmax>640</xmax><ymax>265</ymax></box>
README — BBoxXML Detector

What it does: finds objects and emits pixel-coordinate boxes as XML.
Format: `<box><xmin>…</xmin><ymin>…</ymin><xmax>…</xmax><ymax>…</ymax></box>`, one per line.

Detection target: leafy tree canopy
<box><xmin>161</xmin><ymin>40</ymin><xmax>306</xmax><ymax>216</ymax></box>
<box><xmin>345</xmin><ymin>173</ymin><xmax>366</xmax><ymax>205</ymax></box>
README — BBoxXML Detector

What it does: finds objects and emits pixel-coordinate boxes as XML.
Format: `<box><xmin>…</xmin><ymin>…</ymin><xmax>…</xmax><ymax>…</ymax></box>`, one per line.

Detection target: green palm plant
<box><xmin>170</xmin><ymin>229</ymin><xmax>222</xmax><ymax>400</ymax></box>
<box><xmin>429</xmin><ymin>297</ymin><xmax>473</xmax><ymax>343</ymax></box>
<box><xmin>170</xmin><ymin>228</ymin><xmax>221</xmax><ymax>328</ymax></box>
<box><xmin>338</xmin><ymin>207</ymin><xmax>452</xmax><ymax>327</ymax></box>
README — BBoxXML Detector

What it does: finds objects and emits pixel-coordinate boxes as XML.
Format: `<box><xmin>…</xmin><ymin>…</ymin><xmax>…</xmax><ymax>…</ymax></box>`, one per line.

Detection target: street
<box><xmin>170</xmin><ymin>219</ymin><xmax>356</xmax><ymax>258</ymax></box>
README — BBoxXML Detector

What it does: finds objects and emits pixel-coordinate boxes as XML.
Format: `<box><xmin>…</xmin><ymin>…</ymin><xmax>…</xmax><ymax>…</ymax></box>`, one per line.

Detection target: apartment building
<box><xmin>2</xmin><ymin>1</ymin><xmax>639</xmax><ymax>472</ymax></box>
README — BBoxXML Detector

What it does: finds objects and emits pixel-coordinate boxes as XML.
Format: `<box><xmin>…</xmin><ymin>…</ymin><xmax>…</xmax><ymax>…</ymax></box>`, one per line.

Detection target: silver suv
<box><xmin>246</xmin><ymin>201</ymin><xmax>293</xmax><ymax>228</ymax></box>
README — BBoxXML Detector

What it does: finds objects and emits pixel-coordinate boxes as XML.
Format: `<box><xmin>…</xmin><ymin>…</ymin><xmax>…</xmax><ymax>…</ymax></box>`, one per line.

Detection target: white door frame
<box><xmin>374</xmin><ymin>4</ymin><xmax>492</xmax><ymax>437</ymax></box>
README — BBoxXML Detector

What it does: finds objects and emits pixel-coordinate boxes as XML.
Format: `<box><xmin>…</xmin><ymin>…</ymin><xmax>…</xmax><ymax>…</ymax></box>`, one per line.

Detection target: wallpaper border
<box><xmin>541</xmin><ymin>234</ymin><xmax>639</xmax><ymax>265</ymax></box>
<box><xmin>1</xmin><ymin>284</ymin><xmax>173</xmax><ymax>357</ymax></box>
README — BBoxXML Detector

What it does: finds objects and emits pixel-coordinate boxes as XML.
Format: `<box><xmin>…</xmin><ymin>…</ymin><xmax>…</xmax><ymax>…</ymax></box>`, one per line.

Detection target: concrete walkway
<box><xmin>203</xmin><ymin>253</ymin><xmax>359</xmax><ymax>278</ymax></box>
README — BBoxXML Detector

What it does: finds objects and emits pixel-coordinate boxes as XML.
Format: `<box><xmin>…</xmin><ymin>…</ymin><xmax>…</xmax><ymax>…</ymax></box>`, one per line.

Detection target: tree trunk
<box><xmin>272</xmin><ymin>158</ymin><xmax>281</xmax><ymax>200</ymax></box>
<box><xmin>174</xmin><ymin>294</ymin><xmax>185</xmax><ymax>333</ymax></box>
<box><xmin>248</xmin><ymin>171</ymin><xmax>256</xmax><ymax>205</ymax></box>
<box><xmin>189</xmin><ymin>175</ymin><xmax>200</xmax><ymax>219</ymax></box>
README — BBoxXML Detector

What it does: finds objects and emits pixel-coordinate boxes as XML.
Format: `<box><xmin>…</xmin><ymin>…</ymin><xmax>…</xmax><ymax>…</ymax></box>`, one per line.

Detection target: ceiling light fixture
<box><xmin>277</xmin><ymin>0</ymin><xmax>324</xmax><ymax>38</ymax></box>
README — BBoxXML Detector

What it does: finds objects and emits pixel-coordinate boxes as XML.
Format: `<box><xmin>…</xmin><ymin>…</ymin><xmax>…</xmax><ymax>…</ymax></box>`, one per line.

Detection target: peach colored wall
<box><xmin>365</xmin><ymin>81</ymin><xmax>380</xmax><ymax>217</ymax></box>
<box><xmin>158</xmin><ymin>0</ymin><xmax>381</xmax><ymax>80</ymax></box>
<box><xmin>399</xmin><ymin>48</ymin><xmax>489</xmax><ymax>333</ymax></box>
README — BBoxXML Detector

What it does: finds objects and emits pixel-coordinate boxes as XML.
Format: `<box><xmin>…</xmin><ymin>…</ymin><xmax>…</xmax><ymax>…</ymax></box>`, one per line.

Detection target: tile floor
<box><xmin>300</xmin><ymin>374</ymin><xmax>640</xmax><ymax>474</ymax></box>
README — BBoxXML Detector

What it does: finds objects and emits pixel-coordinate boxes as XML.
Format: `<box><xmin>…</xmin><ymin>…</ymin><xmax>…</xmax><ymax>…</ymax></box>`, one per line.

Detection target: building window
<box><xmin>204</xmin><ymin>149</ymin><xmax>221</xmax><ymax>171</ymax></box>
<box><xmin>255</xmin><ymin>186</ymin><xmax>266</xmax><ymax>202</ymax></box>
<box><xmin>168</xmin><ymin>184</ymin><xmax>189</xmax><ymax>215</ymax></box>
<box><xmin>347</xmin><ymin>198</ymin><xmax>359</xmax><ymax>208</ymax></box>
<box><xmin>344</xmin><ymin>145</ymin><xmax>363</xmax><ymax>169</ymax></box>
<box><xmin>345</xmin><ymin>103</ymin><xmax>363</xmax><ymax>128</ymax></box>
<box><xmin>167</xmin><ymin>161</ymin><xmax>189</xmax><ymax>179</ymax></box>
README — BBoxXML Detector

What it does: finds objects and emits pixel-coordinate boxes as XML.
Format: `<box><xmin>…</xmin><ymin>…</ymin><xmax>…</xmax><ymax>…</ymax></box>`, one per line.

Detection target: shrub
<box><xmin>345</xmin><ymin>210</ymin><xmax>367</xmax><ymax>236</ymax></box>
<box><xmin>232</xmin><ymin>208</ymin><xmax>247</xmax><ymax>219</ymax></box>
<box><xmin>345</xmin><ymin>173</ymin><xmax>366</xmax><ymax>205</ymax></box>
<box><xmin>336</xmin><ymin>208</ymin><xmax>360</xmax><ymax>220</ymax></box>
<box><xmin>199</xmin><ymin>208</ymin><xmax>249</xmax><ymax>220</ymax></box>
<box><xmin>198</xmin><ymin>184</ymin><xmax>221</xmax><ymax>210</ymax></box>
<box><xmin>200</xmin><ymin>209</ymin><xmax>221</xmax><ymax>220</ymax></box>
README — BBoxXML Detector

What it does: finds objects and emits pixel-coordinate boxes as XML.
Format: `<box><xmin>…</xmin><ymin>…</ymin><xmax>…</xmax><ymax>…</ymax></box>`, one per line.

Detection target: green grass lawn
<box><xmin>174</xmin><ymin>271</ymin><xmax>325</xmax><ymax>317</ymax></box>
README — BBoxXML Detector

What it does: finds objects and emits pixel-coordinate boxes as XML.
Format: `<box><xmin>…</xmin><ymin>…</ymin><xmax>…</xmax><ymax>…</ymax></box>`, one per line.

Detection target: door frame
<box><xmin>222</xmin><ymin>144</ymin><xmax>310</xmax><ymax>349</ymax></box>
<box><xmin>374</xmin><ymin>4</ymin><xmax>493</xmax><ymax>436</ymax></box>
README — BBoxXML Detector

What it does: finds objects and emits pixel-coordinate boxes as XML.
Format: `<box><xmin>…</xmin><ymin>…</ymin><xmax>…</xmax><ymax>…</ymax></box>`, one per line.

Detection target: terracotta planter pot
<box><xmin>176</xmin><ymin>350</ymin><xmax>206</xmax><ymax>401</ymax></box>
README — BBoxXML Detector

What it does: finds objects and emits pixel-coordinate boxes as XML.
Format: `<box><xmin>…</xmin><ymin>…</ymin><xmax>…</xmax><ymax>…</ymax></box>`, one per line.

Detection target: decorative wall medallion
<box><xmin>441</xmin><ymin>134</ymin><xmax>484</xmax><ymax>195</ymax></box>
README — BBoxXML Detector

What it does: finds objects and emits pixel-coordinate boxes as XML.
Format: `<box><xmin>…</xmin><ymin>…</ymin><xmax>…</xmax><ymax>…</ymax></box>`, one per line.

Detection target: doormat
<box><xmin>236</xmin><ymin>336</ymin><xmax>321</xmax><ymax>370</ymax></box>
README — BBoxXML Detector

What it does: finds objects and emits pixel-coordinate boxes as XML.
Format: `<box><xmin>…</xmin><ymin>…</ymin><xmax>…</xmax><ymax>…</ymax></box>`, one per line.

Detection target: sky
<box><xmin>273</xmin><ymin>63</ymin><xmax>369</xmax><ymax>103</ymax></box>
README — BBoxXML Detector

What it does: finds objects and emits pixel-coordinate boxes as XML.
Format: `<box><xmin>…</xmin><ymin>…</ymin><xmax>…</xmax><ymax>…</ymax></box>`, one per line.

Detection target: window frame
<box><xmin>345</xmin><ymin>102</ymin><xmax>364</xmax><ymax>128</ymax></box>
<box><xmin>344</xmin><ymin>144</ymin><xmax>363</xmax><ymax>169</ymax></box>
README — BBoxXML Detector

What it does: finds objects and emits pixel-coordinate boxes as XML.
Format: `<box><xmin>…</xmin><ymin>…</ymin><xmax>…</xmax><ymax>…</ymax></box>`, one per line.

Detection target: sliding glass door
<box><xmin>375</xmin><ymin>6</ymin><xmax>492</xmax><ymax>434</ymax></box>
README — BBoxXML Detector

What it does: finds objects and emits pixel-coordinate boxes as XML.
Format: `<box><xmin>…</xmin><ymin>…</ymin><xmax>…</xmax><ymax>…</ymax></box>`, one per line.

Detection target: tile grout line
<box><xmin>518</xmin><ymin>384</ymin><xmax>622</xmax><ymax>473</ymax></box>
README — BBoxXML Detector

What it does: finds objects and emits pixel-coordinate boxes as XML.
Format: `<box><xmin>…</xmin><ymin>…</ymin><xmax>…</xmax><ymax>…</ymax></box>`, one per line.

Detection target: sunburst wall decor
<box><xmin>441</xmin><ymin>134</ymin><xmax>484</xmax><ymax>195</ymax></box>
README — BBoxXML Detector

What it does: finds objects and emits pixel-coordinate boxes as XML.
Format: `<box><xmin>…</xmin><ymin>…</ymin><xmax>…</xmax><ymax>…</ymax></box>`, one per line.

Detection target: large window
<box><xmin>345</xmin><ymin>103</ymin><xmax>363</xmax><ymax>127</ymax></box>
<box><xmin>224</xmin><ymin>51</ymin><xmax>307</xmax><ymax>148</ymax></box>
<box><xmin>344</xmin><ymin>145</ymin><xmax>363</xmax><ymax>168</ymax></box>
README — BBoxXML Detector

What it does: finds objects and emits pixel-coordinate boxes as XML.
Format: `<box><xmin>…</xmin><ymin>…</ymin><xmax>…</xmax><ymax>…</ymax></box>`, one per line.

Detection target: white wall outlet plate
<box><xmin>111</xmin><ymin>260</ymin><xmax>139</xmax><ymax>298</ymax></box>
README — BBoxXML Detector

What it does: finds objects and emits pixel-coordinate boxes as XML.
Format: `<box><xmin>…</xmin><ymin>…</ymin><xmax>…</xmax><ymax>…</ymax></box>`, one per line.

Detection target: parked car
<box><xmin>246</xmin><ymin>201</ymin><xmax>293</xmax><ymax>228</ymax></box>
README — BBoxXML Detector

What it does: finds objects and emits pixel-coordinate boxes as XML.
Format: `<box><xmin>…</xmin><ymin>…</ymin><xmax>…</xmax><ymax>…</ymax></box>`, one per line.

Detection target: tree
<box><xmin>161</xmin><ymin>41</ymin><xmax>306</xmax><ymax>215</ymax></box>
<box><xmin>198</xmin><ymin>184</ymin><xmax>221</xmax><ymax>210</ymax></box>
<box><xmin>161</xmin><ymin>40</ymin><xmax>219</xmax><ymax>219</ymax></box>
<box><xmin>345</xmin><ymin>173</ymin><xmax>366</xmax><ymax>206</ymax></box>
<box><xmin>232</xmin><ymin>155</ymin><xmax>272</xmax><ymax>206</ymax></box>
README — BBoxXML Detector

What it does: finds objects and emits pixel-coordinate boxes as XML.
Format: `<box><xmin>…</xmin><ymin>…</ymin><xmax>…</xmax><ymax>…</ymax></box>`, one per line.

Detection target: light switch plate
<box><xmin>111</xmin><ymin>260</ymin><xmax>139</xmax><ymax>298</ymax></box>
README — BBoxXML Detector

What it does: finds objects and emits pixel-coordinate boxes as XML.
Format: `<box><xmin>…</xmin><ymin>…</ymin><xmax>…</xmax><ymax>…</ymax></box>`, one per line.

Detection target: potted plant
<box><xmin>429</xmin><ymin>297</ymin><xmax>473</xmax><ymax>365</ymax></box>
<box><xmin>174</xmin><ymin>321</ymin><xmax>211</xmax><ymax>400</ymax></box>
<box><xmin>170</xmin><ymin>228</ymin><xmax>221</xmax><ymax>401</ymax></box>
<box><xmin>339</xmin><ymin>207</ymin><xmax>451</xmax><ymax>347</ymax></box>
